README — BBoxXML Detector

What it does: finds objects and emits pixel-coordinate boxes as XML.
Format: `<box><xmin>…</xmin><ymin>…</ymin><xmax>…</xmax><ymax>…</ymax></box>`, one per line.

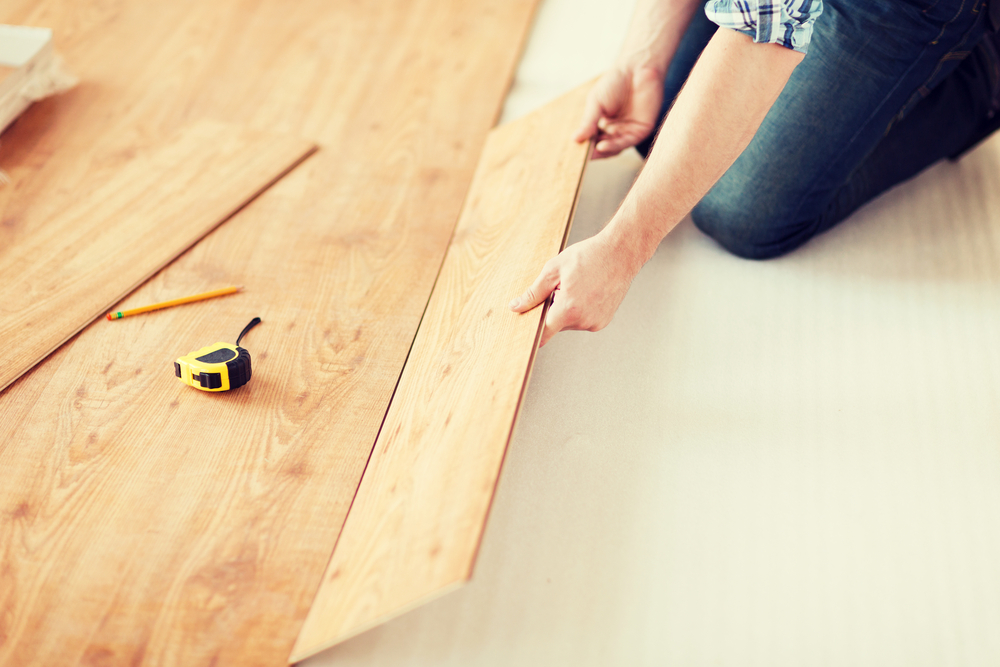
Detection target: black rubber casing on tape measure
<box><xmin>174</xmin><ymin>317</ymin><xmax>260</xmax><ymax>392</ymax></box>
<box><xmin>226</xmin><ymin>347</ymin><xmax>252</xmax><ymax>388</ymax></box>
<box><xmin>174</xmin><ymin>344</ymin><xmax>252</xmax><ymax>391</ymax></box>
<box><xmin>195</xmin><ymin>345</ymin><xmax>253</xmax><ymax>389</ymax></box>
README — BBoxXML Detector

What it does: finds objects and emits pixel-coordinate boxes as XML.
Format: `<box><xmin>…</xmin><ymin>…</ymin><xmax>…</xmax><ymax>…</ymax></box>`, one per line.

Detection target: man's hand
<box><xmin>509</xmin><ymin>232</ymin><xmax>641</xmax><ymax>347</ymax></box>
<box><xmin>574</xmin><ymin>65</ymin><xmax>664</xmax><ymax>159</ymax></box>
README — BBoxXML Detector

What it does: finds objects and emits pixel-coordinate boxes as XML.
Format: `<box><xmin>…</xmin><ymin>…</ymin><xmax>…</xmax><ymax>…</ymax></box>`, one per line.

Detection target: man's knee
<box><xmin>691</xmin><ymin>190</ymin><xmax>817</xmax><ymax>260</ymax></box>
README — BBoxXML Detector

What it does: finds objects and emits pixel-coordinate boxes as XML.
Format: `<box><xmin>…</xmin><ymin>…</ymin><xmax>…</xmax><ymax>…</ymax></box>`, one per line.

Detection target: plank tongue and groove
<box><xmin>0</xmin><ymin>1</ymin><xmax>539</xmax><ymax>665</ymax></box>
<box><xmin>0</xmin><ymin>120</ymin><xmax>316</xmax><ymax>392</ymax></box>
<box><xmin>292</xmin><ymin>83</ymin><xmax>591</xmax><ymax>660</ymax></box>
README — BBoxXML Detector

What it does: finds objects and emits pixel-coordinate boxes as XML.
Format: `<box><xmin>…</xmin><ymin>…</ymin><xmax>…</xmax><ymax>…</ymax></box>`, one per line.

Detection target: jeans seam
<box><xmin>896</xmin><ymin>2</ymin><xmax>987</xmax><ymax>124</ymax></box>
<box><xmin>930</xmin><ymin>0</ymin><xmax>969</xmax><ymax>44</ymax></box>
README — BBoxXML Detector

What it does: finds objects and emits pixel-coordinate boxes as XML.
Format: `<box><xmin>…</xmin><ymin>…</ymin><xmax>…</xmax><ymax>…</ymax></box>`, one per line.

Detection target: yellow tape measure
<box><xmin>174</xmin><ymin>317</ymin><xmax>261</xmax><ymax>392</ymax></box>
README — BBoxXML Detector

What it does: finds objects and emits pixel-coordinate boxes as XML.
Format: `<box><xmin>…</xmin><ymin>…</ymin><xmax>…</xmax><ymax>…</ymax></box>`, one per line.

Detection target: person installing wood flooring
<box><xmin>510</xmin><ymin>0</ymin><xmax>1000</xmax><ymax>344</ymax></box>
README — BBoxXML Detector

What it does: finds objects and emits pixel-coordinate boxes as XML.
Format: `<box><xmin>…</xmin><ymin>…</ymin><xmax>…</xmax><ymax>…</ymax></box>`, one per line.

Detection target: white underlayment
<box><xmin>303</xmin><ymin>0</ymin><xmax>1000</xmax><ymax>664</ymax></box>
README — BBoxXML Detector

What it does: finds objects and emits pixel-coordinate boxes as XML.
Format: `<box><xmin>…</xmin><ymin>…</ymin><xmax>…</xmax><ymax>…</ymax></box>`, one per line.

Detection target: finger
<box><xmin>597</xmin><ymin>123</ymin><xmax>652</xmax><ymax>151</ymax></box>
<box><xmin>600</xmin><ymin>119</ymin><xmax>648</xmax><ymax>138</ymax></box>
<box><xmin>538</xmin><ymin>298</ymin><xmax>577</xmax><ymax>347</ymax></box>
<box><xmin>593</xmin><ymin>139</ymin><xmax>626</xmax><ymax>159</ymax></box>
<box><xmin>509</xmin><ymin>264</ymin><xmax>560</xmax><ymax>313</ymax></box>
<box><xmin>573</xmin><ymin>94</ymin><xmax>604</xmax><ymax>143</ymax></box>
<box><xmin>597</xmin><ymin>118</ymin><xmax>624</xmax><ymax>137</ymax></box>
<box><xmin>590</xmin><ymin>141</ymin><xmax>613</xmax><ymax>160</ymax></box>
<box><xmin>594</xmin><ymin>134</ymin><xmax>641</xmax><ymax>158</ymax></box>
<box><xmin>539</xmin><ymin>320</ymin><xmax>556</xmax><ymax>347</ymax></box>
<box><xmin>539</xmin><ymin>298</ymin><xmax>568</xmax><ymax>347</ymax></box>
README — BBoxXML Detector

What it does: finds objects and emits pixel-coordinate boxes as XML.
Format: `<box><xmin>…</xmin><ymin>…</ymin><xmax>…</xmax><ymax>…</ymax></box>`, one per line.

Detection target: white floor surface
<box><xmin>302</xmin><ymin>1</ymin><xmax>1000</xmax><ymax>664</ymax></box>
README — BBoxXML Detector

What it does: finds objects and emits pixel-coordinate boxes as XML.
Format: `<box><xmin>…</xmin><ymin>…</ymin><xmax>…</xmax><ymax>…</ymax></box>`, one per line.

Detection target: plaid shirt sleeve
<box><xmin>704</xmin><ymin>0</ymin><xmax>823</xmax><ymax>54</ymax></box>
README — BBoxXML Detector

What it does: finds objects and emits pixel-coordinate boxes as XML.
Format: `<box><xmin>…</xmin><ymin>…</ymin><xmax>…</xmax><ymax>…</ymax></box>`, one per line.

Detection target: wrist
<box><xmin>600</xmin><ymin>212</ymin><xmax>657</xmax><ymax>275</ymax></box>
<box><xmin>613</xmin><ymin>56</ymin><xmax>667</xmax><ymax>81</ymax></box>
<box><xmin>601</xmin><ymin>190</ymin><xmax>682</xmax><ymax>270</ymax></box>
<box><xmin>615</xmin><ymin>0</ymin><xmax>703</xmax><ymax>75</ymax></box>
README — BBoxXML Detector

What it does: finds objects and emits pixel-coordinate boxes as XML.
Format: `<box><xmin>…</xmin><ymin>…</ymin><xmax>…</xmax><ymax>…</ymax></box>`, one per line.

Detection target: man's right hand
<box><xmin>574</xmin><ymin>65</ymin><xmax>665</xmax><ymax>159</ymax></box>
<box><xmin>509</xmin><ymin>230</ymin><xmax>642</xmax><ymax>347</ymax></box>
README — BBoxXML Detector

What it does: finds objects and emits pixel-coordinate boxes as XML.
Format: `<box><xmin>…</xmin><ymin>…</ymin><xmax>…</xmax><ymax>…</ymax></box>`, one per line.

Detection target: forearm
<box><xmin>616</xmin><ymin>0</ymin><xmax>704</xmax><ymax>74</ymax></box>
<box><xmin>604</xmin><ymin>28</ymin><xmax>804</xmax><ymax>266</ymax></box>
<box><xmin>513</xmin><ymin>22</ymin><xmax>808</xmax><ymax>345</ymax></box>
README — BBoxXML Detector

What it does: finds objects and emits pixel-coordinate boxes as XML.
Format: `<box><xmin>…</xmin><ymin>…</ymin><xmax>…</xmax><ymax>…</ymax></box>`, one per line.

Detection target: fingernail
<box><xmin>509</xmin><ymin>298</ymin><xmax>519</xmax><ymax>309</ymax></box>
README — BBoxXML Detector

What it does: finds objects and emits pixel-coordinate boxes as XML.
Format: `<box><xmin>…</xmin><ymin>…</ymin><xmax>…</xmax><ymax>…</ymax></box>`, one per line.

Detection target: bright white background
<box><xmin>305</xmin><ymin>0</ymin><xmax>1000</xmax><ymax>663</ymax></box>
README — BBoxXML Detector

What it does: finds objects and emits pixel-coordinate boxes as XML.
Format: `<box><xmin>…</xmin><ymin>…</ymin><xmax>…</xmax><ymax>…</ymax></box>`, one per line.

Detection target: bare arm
<box><xmin>606</xmin><ymin>29</ymin><xmax>803</xmax><ymax>263</ymax></box>
<box><xmin>577</xmin><ymin>0</ymin><xmax>703</xmax><ymax>158</ymax></box>
<box><xmin>511</xmin><ymin>29</ymin><xmax>804</xmax><ymax>345</ymax></box>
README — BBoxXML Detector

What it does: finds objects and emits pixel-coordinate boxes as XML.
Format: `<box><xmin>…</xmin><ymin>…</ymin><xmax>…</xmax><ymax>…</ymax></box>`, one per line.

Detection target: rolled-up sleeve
<box><xmin>704</xmin><ymin>0</ymin><xmax>823</xmax><ymax>54</ymax></box>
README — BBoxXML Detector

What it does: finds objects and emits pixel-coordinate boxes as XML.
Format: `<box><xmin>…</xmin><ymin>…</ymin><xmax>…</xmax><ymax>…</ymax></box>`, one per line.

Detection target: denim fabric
<box><xmin>638</xmin><ymin>0</ymin><xmax>997</xmax><ymax>259</ymax></box>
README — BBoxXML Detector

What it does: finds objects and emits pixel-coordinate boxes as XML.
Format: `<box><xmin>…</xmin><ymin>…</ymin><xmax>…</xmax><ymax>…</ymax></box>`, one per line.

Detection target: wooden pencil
<box><xmin>106</xmin><ymin>286</ymin><xmax>243</xmax><ymax>320</ymax></box>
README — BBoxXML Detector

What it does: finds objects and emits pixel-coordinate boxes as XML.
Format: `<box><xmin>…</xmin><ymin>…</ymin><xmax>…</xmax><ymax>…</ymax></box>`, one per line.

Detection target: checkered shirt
<box><xmin>705</xmin><ymin>0</ymin><xmax>823</xmax><ymax>54</ymax></box>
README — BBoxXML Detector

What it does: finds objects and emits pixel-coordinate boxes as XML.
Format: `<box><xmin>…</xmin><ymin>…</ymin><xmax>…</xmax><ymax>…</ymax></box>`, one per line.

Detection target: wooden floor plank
<box><xmin>291</xmin><ymin>83</ymin><xmax>592</xmax><ymax>660</ymax></box>
<box><xmin>0</xmin><ymin>1</ymin><xmax>537</xmax><ymax>665</ymax></box>
<box><xmin>0</xmin><ymin>120</ymin><xmax>315</xmax><ymax>392</ymax></box>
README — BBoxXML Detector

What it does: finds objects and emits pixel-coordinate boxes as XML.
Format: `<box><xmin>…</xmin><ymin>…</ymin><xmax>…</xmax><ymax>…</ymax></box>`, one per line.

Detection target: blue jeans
<box><xmin>637</xmin><ymin>0</ymin><xmax>1000</xmax><ymax>259</ymax></box>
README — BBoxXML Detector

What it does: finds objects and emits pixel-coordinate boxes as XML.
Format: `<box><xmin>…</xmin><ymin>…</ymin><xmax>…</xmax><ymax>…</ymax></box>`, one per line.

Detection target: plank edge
<box><xmin>461</xmin><ymin>137</ymin><xmax>592</xmax><ymax>579</ymax></box>
<box><xmin>290</xmin><ymin>81</ymin><xmax>593</xmax><ymax>661</ymax></box>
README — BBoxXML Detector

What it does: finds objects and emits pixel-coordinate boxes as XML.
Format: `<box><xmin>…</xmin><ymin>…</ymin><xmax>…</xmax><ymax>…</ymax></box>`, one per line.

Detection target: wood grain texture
<box><xmin>0</xmin><ymin>121</ymin><xmax>315</xmax><ymax>392</ymax></box>
<box><xmin>292</xmin><ymin>83</ymin><xmax>592</xmax><ymax>660</ymax></box>
<box><xmin>0</xmin><ymin>1</ymin><xmax>537</xmax><ymax>665</ymax></box>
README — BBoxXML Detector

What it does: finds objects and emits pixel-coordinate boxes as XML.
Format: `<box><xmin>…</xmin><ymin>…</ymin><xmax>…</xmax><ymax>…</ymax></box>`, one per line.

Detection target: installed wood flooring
<box><xmin>293</xmin><ymin>84</ymin><xmax>591</xmax><ymax>660</ymax></box>
<box><xmin>0</xmin><ymin>121</ymin><xmax>315</xmax><ymax>391</ymax></box>
<box><xmin>0</xmin><ymin>1</ymin><xmax>538</xmax><ymax>665</ymax></box>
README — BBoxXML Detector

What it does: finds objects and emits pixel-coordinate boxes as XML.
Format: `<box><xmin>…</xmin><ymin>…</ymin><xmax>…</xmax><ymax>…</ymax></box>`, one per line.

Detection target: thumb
<box><xmin>574</xmin><ymin>94</ymin><xmax>603</xmax><ymax>143</ymax></box>
<box><xmin>510</xmin><ymin>263</ymin><xmax>559</xmax><ymax>313</ymax></box>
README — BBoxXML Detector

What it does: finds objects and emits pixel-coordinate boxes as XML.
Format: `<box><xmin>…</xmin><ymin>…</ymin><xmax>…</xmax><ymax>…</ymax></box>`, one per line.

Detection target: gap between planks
<box><xmin>0</xmin><ymin>2</ymin><xmax>541</xmax><ymax>665</ymax></box>
<box><xmin>0</xmin><ymin>120</ymin><xmax>316</xmax><ymax>393</ymax></box>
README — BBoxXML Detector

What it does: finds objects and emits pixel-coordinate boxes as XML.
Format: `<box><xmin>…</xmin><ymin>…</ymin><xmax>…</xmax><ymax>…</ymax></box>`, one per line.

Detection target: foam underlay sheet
<box><xmin>302</xmin><ymin>0</ymin><xmax>1000</xmax><ymax>664</ymax></box>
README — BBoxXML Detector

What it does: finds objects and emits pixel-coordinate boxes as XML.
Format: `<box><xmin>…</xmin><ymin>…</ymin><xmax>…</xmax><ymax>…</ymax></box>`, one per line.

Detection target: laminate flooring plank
<box><xmin>0</xmin><ymin>120</ymin><xmax>315</xmax><ymax>392</ymax></box>
<box><xmin>292</xmin><ymin>84</ymin><xmax>591</xmax><ymax>660</ymax></box>
<box><xmin>0</xmin><ymin>1</ymin><xmax>538</xmax><ymax>665</ymax></box>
